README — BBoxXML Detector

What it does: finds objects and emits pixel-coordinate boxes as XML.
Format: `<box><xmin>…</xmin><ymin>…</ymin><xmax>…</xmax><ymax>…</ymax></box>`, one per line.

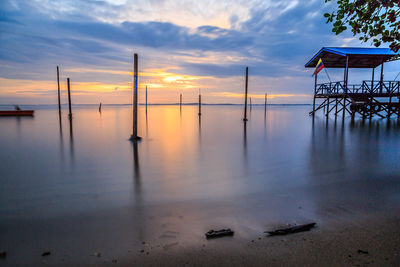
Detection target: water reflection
<box><xmin>132</xmin><ymin>140</ymin><xmax>141</xmax><ymax>194</ymax></box>
<box><xmin>1</xmin><ymin>105</ymin><xmax>400</xmax><ymax>231</ymax></box>
<box><xmin>198</xmin><ymin>114</ymin><xmax>201</xmax><ymax>144</ymax></box>
<box><xmin>59</xmin><ymin>115</ymin><xmax>64</xmax><ymax>162</ymax></box>
<box><xmin>69</xmin><ymin>118</ymin><xmax>74</xmax><ymax>164</ymax></box>
<box><xmin>243</xmin><ymin>121</ymin><xmax>248</xmax><ymax>169</ymax></box>
<box><xmin>146</xmin><ymin>112</ymin><xmax>149</xmax><ymax>138</ymax></box>
<box><xmin>308</xmin><ymin>116</ymin><xmax>400</xmax><ymax>219</ymax></box>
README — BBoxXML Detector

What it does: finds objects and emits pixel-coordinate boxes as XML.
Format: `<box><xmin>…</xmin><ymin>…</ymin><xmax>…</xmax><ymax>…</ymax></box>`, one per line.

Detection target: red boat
<box><xmin>0</xmin><ymin>110</ymin><xmax>34</xmax><ymax>116</ymax></box>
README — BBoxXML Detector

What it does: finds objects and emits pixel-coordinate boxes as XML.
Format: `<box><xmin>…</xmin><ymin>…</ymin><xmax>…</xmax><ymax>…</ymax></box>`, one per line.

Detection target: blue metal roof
<box><xmin>305</xmin><ymin>47</ymin><xmax>400</xmax><ymax>68</ymax></box>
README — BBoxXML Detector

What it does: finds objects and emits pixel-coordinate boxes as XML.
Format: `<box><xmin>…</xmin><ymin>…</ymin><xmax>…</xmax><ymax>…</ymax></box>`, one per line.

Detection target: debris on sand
<box><xmin>41</xmin><ymin>251</ymin><xmax>51</xmax><ymax>257</ymax></box>
<box><xmin>357</xmin><ymin>249</ymin><xmax>369</xmax><ymax>255</ymax></box>
<box><xmin>266</xmin><ymin>223</ymin><xmax>316</xmax><ymax>236</ymax></box>
<box><xmin>112</xmin><ymin>259</ymin><xmax>118</xmax><ymax>263</ymax></box>
<box><xmin>0</xmin><ymin>251</ymin><xmax>6</xmax><ymax>259</ymax></box>
<box><xmin>205</xmin><ymin>229</ymin><xmax>234</xmax><ymax>239</ymax></box>
<box><xmin>93</xmin><ymin>252</ymin><xmax>101</xmax><ymax>257</ymax></box>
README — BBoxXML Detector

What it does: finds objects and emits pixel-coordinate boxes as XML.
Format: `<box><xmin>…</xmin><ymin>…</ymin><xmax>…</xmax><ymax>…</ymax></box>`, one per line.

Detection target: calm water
<box><xmin>1</xmin><ymin>105</ymin><xmax>400</xmax><ymax>264</ymax></box>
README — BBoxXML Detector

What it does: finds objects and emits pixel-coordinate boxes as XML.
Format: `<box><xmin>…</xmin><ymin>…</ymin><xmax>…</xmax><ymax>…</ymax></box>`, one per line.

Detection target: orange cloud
<box><xmin>211</xmin><ymin>92</ymin><xmax>311</xmax><ymax>99</ymax></box>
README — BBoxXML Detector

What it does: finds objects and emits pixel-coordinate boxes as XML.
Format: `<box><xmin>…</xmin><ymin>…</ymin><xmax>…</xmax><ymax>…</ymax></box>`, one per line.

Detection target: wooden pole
<box><xmin>67</xmin><ymin>78</ymin><xmax>72</xmax><ymax>119</ymax></box>
<box><xmin>130</xmin><ymin>53</ymin><xmax>140</xmax><ymax>141</ymax></box>
<box><xmin>180</xmin><ymin>93</ymin><xmax>182</xmax><ymax>112</ymax></box>
<box><xmin>335</xmin><ymin>98</ymin><xmax>338</xmax><ymax>116</ymax></box>
<box><xmin>264</xmin><ymin>93</ymin><xmax>267</xmax><ymax>117</ymax></box>
<box><xmin>343</xmin><ymin>56</ymin><xmax>349</xmax><ymax>120</ymax></box>
<box><xmin>371</xmin><ymin>67</ymin><xmax>375</xmax><ymax>92</ymax></box>
<box><xmin>250</xmin><ymin>97</ymin><xmax>252</xmax><ymax>111</ymax></box>
<box><xmin>388</xmin><ymin>96</ymin><xmax>392</xmax><ymax>118</ymax></box>
<box><xmin>243</xmin><ymin>67</ymin><xmax>248</xmax><ymax>121</ymax></box>
<box><xmin>326</xmin><ymin>96</ymin><xmax>330</xmax><ymax>116</ymax></box>
<box><xmin>57</xmin><ymin>66</ymin><xmax>61</xmax><ymax>118</ymax></box>
<box><xmin>99</xmin><ymin>102</ymin><xmax>102</xmax><ymax>113</ymax></box>
<box><xmin>380</xmin><ymin>61</ymin><xmax>384</xmax><ymax>93</ymax></box>
<box><xmin>198</xmin><ymin>92</ymin><xmax>201</xmax><ymax>116</ymax></box>
<box><xmin>145</xmin><ymin>85</ymin><xmax>148</xmax><ymax>114</ymax></box>
<box><xmin>312</xmin><ymin>73</ymin><xmax>317</xmax><ymax>116</ymax></box>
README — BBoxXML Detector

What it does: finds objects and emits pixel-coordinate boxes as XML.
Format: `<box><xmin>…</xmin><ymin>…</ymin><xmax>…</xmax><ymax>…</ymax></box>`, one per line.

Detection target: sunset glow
<box><xmin>2</xmin><ymin>0</ymin><xmax>398</xmax><ymax>105</ymax></box>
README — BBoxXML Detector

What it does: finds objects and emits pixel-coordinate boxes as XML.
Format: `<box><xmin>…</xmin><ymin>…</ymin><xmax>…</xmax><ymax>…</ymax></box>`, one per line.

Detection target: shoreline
<box><xmin>1</xmin><ymin>207</ymin><xmax>399</xmax><ymax>266</ymax></box>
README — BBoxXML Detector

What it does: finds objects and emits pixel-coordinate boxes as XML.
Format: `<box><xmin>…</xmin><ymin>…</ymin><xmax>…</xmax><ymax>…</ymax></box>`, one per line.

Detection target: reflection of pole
<box><xmin>67</xmin><ymin>78</ymin><xmax>72</xmax><ymax>120</ymax></box>
<box><xmin>133</xmin><ymin>140</ymin><xmax>140</xmax><ymax>184</ymax></box>
<box><xmin>130</xmin><ymin>53</ymin><xmax>141</xmax><ymax>141</ymax></box>
<box><xmin>69</xmin><ymin>115</ymin><xmax>74</xmax><ymax>163</ymax></box>
<box><xmin>243</xmin><ymin>121</ymin><xmax>248</xmax><ymax>166</ymax></box>
<box><xmin>198</xmin><ymin>114</ymin><xmax>201</xmax><ymax>142</ymax></box>
<box><xmin>243</xmin><ymin>67</ymin><xmax>248</xmax><ymax>121</ymax></box>
<box><xmin>57</xmin><ymin>66</ymin><xmax>61</xmax><ymax>119</ymax></box>
<box><xmin>145</xmin><ymin>85</ymin><xmax>148</xmax><ymax>114</ymax></box>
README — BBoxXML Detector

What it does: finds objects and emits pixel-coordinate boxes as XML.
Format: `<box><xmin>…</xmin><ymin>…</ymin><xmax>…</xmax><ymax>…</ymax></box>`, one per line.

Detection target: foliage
<box><xmin>324</xmin><ymin>0</ymin><xmax>400</xmax><ymax>52</ymax></box>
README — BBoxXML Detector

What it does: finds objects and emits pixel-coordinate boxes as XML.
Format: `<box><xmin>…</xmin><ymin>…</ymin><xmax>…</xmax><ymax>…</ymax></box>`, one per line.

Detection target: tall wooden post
<box><xmin>130</xmin><ymin>53</ymin><xmax>140</xmax><ymax>141</ymax></box>
<box><xmin>57</xmin><ymin>66</ymin><xmax>61</xmax><ymax>118</ymax></box>
<box><xmin>380</xmin><ymin>61</ymin><xmax>384</xmax><ymax>93</ymax></box>
<box><xmin>312</xmin><ymin>73</ymin><xmax>317</xmax><ymax>116</ymax></box>
<box><xmin>343</xmin><ymin>56</ymin><xmax>349</xmax><ymax>120</ymax></box>
<box><xmin>67</xmin><ymin>78</ymin><xmax>72</xmax><ymax>119</ymax></box>
<box><xmin>180</xmin><ymin>93</ymin><xmax>182</xmax><ymax>112</ymax></box>
<box><xmin>250</xmin><ymin>97</ymin><xmax>252</xmax><ymax>111</ymax></box>
<box><xmin>326</xmin><ymin>96</ymin><xmax>330</xmax><ymax>116</ymax></box>
<box><xmin>264</xmin><ymin>93</ymin><xmax>267</xmax><ymax>117</ymax></box>
<box><xmin>335</xmin><ymin>98</ymin><xmax>338</xmax><ymax>116</ymax></box>
<box><xmin>344</xmin><ymin>56</ymin><xmax>349</xmax><ymax>93</ymax></box>
<box><xmin>243</xmin><ymin>67</ymin><xmax>248</xmax><ymax>121</ymax></box>
<box><xmin>198</xmin><ymin>92</ymin><xmax>201</xmax><ymax>116</ymax></box>
<box><xmin>145</xmin><ymin>85</ymin><xmax>148</xmax><ymax>114</ymax></box>
<box><xmin>371</xmin><ymin>67</ymin><xmax>375</xmax><ymax>92</ymax></box>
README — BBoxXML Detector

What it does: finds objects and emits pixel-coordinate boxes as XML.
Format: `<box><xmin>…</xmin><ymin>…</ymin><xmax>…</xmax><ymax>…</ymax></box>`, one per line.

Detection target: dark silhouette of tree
<box><xmin>324</xmin><ymin>0</ymin><xmax>400</xmax><ymax>52</ymax></box>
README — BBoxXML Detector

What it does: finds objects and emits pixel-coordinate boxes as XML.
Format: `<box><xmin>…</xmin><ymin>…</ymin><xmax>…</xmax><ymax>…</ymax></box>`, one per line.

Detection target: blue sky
<box><xmin>0</xmin><ymin>0</ymin><xmax>399</xmax><ymax>104</ymax></box>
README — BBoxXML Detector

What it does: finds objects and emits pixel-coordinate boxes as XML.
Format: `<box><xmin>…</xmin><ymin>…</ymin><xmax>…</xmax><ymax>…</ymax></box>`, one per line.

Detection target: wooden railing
<box><xmin>315</xmin><ymin>80</ymin><xmax>400</xmax><ymax>95</ymax></box>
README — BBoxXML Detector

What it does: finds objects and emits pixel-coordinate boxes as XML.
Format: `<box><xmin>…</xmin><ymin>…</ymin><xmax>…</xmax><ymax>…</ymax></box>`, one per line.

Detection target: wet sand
<box><xmin>1</xmin><ymin>208</ymin><xmax>399</xmax><ymax>266</ymax></box>
<box><xmin>117</xmin><ymin>212</ymin><xmax>400</xmax><ymax>267</ymax></box>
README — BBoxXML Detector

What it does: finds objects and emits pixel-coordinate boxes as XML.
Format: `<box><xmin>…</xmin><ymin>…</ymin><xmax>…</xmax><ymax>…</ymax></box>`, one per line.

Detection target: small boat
<box><xmin>0</xmin><ymin>110</ymin><xmax>34</xmax><ymax>116</ymax></box>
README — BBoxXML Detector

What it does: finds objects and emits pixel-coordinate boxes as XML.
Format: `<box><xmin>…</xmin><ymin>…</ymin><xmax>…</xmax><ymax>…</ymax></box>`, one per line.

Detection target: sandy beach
<box><xmin>1</xmin><ymin>204</ymin><xmax>399</xmax><ymax>266</ymax></box>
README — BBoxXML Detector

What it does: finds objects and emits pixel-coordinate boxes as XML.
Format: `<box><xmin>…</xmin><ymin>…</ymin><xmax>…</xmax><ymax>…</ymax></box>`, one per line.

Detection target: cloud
<box><xmin>212</xmin><ymin>92</ymin><xmax>311</xmax><ymax>99</ymax></box>
<box><xmin>1</xmin><ymin>0</ymin><xmax>395</xmax><ymax>104</ymax></box>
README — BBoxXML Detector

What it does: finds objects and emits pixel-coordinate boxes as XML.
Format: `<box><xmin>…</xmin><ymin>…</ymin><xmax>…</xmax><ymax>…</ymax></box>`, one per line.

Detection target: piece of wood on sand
<box><xmin>205</xmin><ymin>229</ymin><xmax>234</xmax><ymax>239</ymax></box>
<box><xmin>265</xmin><ymin>223</ymin><xmax>316</xmax><ymax>236</ymax></box>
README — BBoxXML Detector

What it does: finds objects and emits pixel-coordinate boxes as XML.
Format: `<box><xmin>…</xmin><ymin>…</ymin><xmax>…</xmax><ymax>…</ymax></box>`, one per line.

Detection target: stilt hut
<box><xmin>305</xmin><ymin>47</ymin><xmax>400</xmax><ymax>119</ymax></box>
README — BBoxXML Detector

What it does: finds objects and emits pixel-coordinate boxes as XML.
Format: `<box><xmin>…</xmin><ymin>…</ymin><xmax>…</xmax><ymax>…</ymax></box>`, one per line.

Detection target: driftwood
<box><xmin>41</xmin><ymin>251</ymin><xmax>51</xmax><ymax>257</ymax></box>
<box><xmin>205</xmin><ymin>229</ymin><xmax>234</xmax><ymax>239</ymax></box>
<box><xmin>265</xmin><ymin>223</ymin><xmax>316</xmax><ymax>236</ymax></box>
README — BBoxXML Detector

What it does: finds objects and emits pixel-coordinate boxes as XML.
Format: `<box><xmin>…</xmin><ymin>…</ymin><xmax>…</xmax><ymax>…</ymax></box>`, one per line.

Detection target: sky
<box><xmin>0</xmin><ymin>0</ymin><xmax>399</xmax><ymax>104</ymax></box>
